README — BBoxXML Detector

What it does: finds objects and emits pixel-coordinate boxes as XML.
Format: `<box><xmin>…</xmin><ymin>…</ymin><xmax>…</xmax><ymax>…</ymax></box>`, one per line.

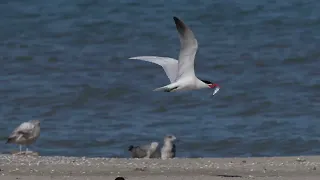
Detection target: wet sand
<box><xmin>0</xmin><ymin>154</ymin><xmax>320</xmax><ymax>180</ymax></box>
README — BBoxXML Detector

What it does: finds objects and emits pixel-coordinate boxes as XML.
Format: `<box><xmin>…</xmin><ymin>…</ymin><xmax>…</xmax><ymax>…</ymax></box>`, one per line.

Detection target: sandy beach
<box><xmin>0</xmin><ymin>154</ymin><xmax>320</xmax><ymax>180</ymax></box>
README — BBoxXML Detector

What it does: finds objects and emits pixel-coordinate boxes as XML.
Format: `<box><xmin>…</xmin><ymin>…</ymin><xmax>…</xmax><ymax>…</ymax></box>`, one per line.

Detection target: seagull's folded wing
<box><xmin>13</xmin><ymin>122</ymin><xmax>34</xmax><ymax>136</ymax></box>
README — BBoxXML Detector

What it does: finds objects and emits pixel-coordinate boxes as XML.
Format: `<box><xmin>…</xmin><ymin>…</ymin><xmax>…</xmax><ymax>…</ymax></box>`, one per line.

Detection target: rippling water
<box><xmin>0</xmin><ymin>0</ymin><xmax>319</xmax><ymax>158</ymax></box>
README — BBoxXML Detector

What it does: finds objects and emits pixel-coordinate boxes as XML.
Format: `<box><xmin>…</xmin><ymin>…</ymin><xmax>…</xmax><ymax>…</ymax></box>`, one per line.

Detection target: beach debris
<box><xmin>216</xmin><ymin>174</ymin><xmax>242</xmax><ymax>178</ymax></box>
<box><xmin>296</xmin><ymin>157</ymin><xmax>306</xmax><ymax>163</ymax></box>
<box><xmin>11</xmin><ymin>151</ymin><xmax>39</xmax><ymax>156</ymax></box>
<box><xmin>134</xmin><ymin>167</ymin><xmax>147</xmax><ymax>171</ymax></box>
<box><xmin>115</xmin><ymin>177</ymin><xmax>125</xmax><ymax>180</ymax></box>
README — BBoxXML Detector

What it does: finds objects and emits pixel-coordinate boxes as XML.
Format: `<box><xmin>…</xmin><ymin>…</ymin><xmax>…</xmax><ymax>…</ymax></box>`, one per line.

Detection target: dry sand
<box><xmin>0</xmin><ymin>154</ymin><xmax>320</xmax><ymax>180</ymax></box>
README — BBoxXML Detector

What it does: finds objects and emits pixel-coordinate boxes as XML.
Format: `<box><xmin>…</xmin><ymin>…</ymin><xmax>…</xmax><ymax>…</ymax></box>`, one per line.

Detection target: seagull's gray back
<box><xmin>7</xmin><ymin>120</ymin><xmax>41</xmax><ymax>145</ymax></box>
<box><xmin>129</xmin><ymin>143</ymin><xmax>161</xmax><ymax>159</ymax></box>
<box><xmin>129</xmin><ymin>145</ymin><xmax>148</xmax><ymax>158</ymax></box>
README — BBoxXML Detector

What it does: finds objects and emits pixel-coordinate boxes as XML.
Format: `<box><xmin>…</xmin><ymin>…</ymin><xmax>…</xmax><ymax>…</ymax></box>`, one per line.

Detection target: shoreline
<box><xmin>0</xmin><ymin>154</ymin><xmax>320</xmax><ymax>180</ymax></box>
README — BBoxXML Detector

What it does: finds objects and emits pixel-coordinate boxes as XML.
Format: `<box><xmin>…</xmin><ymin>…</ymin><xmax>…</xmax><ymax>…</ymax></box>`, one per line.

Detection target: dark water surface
<box><xmin>0</xmin><ymin>0</ymin><xmax>319</xmax><ymax>158</ymax></box>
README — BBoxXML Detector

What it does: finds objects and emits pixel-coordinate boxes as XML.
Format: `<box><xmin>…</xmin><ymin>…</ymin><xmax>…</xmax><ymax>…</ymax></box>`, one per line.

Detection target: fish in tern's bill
<box><xmin>129</xmin><ymin>16</ymin><xmax>220</xmax><ymax>96</ymax></box>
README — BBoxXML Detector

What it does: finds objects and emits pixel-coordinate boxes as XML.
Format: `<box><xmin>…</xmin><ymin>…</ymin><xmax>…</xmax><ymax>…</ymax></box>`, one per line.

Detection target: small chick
<box><xmin>161</xmin><ymin>135</ymin><xmax>176</xmax><ymax>159</ymax></box>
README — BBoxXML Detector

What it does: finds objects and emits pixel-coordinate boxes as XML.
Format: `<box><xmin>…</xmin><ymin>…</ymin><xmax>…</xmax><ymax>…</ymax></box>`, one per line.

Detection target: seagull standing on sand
<box><xmin>128</xmin><ymin>142</ymin><xmax>161</xmax><ymax>159</ymax></box>
<box><xmin>161</xmin><ymin>135</ymin><xmax>176</xmax><ymax>160</ymax></box>
<box><xmin>129</xmin><ymin>16</ymin><xmax>220</xmax><ymax>95</ymax></box>
<box><xmin>6</xmin><ymin>120</ymin><xmax>41</xmax><ymax>154</ymax></box>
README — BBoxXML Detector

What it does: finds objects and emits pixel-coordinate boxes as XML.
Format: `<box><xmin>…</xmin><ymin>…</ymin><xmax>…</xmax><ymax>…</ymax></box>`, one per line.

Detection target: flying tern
<box><xmin>129</xmin><ymin>16</ymin><xmax>220</xmax><ymax>95</ymax></box>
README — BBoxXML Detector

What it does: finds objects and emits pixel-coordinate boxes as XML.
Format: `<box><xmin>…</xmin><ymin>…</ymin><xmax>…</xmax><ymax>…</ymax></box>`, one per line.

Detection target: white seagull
<box><xmin>161</xmin><ymin>135</ymin><xmax>177</xmax><ymax>160</ymax></box>
<box><xmin>6</xmin><ymin>119</ymin><xmax>41</xmax><ymax>154</ymax></box>
<box><xmin>129</xmin><ymin>16</ymin><xmax>220</xmax><ymax>95</ymax></box>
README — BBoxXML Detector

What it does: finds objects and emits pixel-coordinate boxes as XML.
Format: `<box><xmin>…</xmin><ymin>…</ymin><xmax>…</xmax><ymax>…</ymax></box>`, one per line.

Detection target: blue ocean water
<box><xmin>0</xmin><ymin>0</ymin><xmax>319</xmax><ymax>158</ymax></box>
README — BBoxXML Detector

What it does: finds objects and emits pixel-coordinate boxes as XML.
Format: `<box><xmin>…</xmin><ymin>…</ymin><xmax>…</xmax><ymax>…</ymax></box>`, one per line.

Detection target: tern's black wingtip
<box><xmin>173</xmin><ymin>16</ymin><xmax>180</xmax><ymax>23</ymax></box>
<box><xmin>173</xmin><ymin>16</ymin><xmax>186</xmax><ymax>34</ymax></box>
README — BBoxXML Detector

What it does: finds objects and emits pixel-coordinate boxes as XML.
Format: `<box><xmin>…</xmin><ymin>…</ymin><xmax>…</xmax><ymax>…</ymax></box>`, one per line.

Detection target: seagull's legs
<box><xmin>26</xmin><ymin>146</ymin><xmax>29</xmax><ymax>154</ymax></box>
<box><xmin>19</xmin><ymin>145</ymin><xmax>22</xmax><ymax>153</ymax></box>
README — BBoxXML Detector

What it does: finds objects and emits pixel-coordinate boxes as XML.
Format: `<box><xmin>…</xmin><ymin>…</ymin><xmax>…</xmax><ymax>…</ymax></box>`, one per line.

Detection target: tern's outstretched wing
<box><xmin>129</xmin><ymin>56</ymin><xmax>178</xmax><ymax>83</ymax></box>
<box><xmin>173</xmin><ymin>16</ymin><xmax>198</xmax><ymax>80</ymax></box>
